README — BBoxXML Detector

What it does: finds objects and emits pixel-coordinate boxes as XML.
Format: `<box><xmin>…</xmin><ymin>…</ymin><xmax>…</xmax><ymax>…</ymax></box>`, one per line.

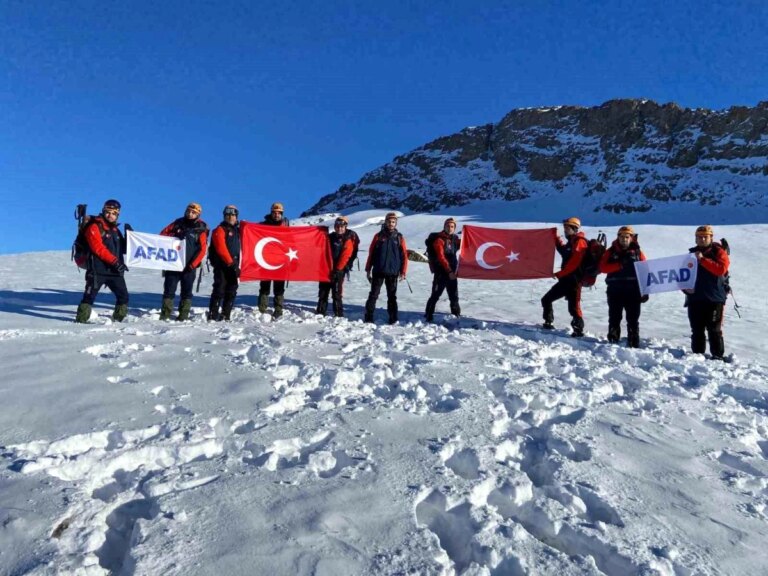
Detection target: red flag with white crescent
<box><xmin>457</xmin><ymin>225</ymin><xmax>557</xmax><ymax>280</ymax></box>
<box><xmin>240</xmin><ymin>223</ymin><xmax>332</xmax><ymax>282</ymax></box>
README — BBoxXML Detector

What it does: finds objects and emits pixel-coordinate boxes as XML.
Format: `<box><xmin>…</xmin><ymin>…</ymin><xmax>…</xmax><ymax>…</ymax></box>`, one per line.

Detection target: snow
<box><xmin>1</xmin><ymin>211</ymin><xmax>767</xmax><ymax>575</ymax></box>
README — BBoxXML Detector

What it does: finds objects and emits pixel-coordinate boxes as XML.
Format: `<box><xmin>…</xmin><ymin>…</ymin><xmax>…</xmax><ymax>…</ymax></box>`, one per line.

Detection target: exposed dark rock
<box><xmin>302</xmin><ymin>99</ymin><xmax>768</xmax><ymax>222</ymax></box>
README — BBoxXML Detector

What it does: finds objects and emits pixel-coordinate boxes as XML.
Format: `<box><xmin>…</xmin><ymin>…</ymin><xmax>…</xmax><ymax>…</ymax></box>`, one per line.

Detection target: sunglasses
<box><xmin>224</xmin><ymin>209</ymin><xmax>238</xmax><ymax>216</ymax></box>
<box><xmin>103</xmin><ymin>209</ymin><xmax>120</xmax><ymax>216</ymax></box>
<box><xmin>334</xmin><ymin>221</ymin><xmax>347</xmax><ymax>227</ymax></box>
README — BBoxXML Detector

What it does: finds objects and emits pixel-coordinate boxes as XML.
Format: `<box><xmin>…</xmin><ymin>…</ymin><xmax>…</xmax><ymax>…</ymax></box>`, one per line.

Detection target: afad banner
<box><xmin>634</xmin><ymin>253</ymin><xmax>698</xmax><ymax>296</ymax></box>
<box><xmin>125</xmin><ymin>231</ymin><xmax>185</xmax><ymax>271</ymax></box>
<box><xmin>240</xmin><ymin>223</ymin><xmax>332</xmax><ymax>282</ymax></box>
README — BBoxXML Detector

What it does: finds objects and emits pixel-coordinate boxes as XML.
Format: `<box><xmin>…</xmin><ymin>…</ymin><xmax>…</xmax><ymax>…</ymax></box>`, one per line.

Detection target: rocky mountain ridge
<box><xmin>303</xmin><ymin>99</ymin><xmax>768</xmax><ymax>223</ymax></box>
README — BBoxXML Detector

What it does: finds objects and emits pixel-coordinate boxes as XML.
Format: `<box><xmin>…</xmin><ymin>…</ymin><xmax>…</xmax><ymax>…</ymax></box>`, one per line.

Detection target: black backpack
<box><xmin>344</xmin><ymin>229</ymin><xmax>360</xmax><ymax>272</ymax></box>
<box><xmin>720</xmin><ymin>238</ymin><xmax>732</xmax><ymax>295</ymax></box>
<box><xmin>425</xmin><ymin>232</ymin><xmax>441</xmax><ymax>272</ymax></box>
<box><xmin>579</xmin><ymin>231</ymin><xmax>607</xmax><ymax>287</ymax></box>
<box><xmin>71</xmin><ymin>204</ymin><xmax>103</xmax><ymax>270</ymax></box>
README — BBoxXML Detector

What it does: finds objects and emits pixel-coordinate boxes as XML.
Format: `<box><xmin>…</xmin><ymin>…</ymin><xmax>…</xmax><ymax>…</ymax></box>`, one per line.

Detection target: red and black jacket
<box><xmin>210</xmin><ymin>221</ymin><xmax>241</xmax><ymax>268</ymax></box>
<box><xmin>329</xmin><ymin>231</ymin><xmax>354</xmax><ymax>272</ymax></box>
<box><xmin>432</xmin><ymin>231</ymin><xmax>461</xmax><ymax>274</ymax></box>
<box><xmin>555</xmin><ymin>232</ymin><xmax>587</xmax><ymax>280</ymax></box>
<box><xmin>688</xmin><ymin>242</ymin><xmax>730</xmax><ymax>304</ymax></box>
<box><xmin>599</xmin><ymin>239</ymin><xmax>646</xmax><ymax>294</ymax></box>
<box><xmin>84</xmin><ymin>216</ymin><xmax>125</xmax><ymax>277</ymax></box>
<box><xmin>160</xmin><ymin>217</ymin><xmax>208</xmax><ymax>269</ymax></box>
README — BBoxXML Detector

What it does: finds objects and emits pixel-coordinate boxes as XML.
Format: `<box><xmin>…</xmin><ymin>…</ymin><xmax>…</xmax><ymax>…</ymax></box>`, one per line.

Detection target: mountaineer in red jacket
<box><xmin>75</xmin><ymin>199</ymin><xmax>130</xmax><ymax>323</ymax></box>
<box><xmin>541</xmin><ymin>216</ymin><xmax>588</xmax><ymax>336</ymax></box>
<box><xmin>316</xmin><ymin>215</ymin><xmax>355</xmax><ymax>317</ymax></box>
<box><xmin>424</xmin><ymin>217</ymin><xmax>461</xmax><ymax>322</ymax></box>
<box><xmin>159</xmin><ymin>202</ymin><xmax>208</xmax><ymax>321</ymax></box>
<box><xmin>207</xmin><ymin>205</ymin><xmax>241</xmax><ymax>321</ymax></box>
<box><xmin>598</xmin><ymin>225</ymin><xmax>647</xmax><ymax>347</ymax></box>
<box><xmin>685</xmin><ymin>225</ymin><xmax>731</xmax><ymax>360</ymax></box>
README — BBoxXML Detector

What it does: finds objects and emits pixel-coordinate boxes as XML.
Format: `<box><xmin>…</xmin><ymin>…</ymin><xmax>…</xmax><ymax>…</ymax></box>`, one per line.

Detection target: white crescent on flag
<box><xmin>254</xmin><ymin>237</ymin><xmax>283</xmax><ymax>270</ymax></box>
<box><xmin>475</xmin><ymin>242</ymin><xmax>504</xmax><ymax>269</ymax></box>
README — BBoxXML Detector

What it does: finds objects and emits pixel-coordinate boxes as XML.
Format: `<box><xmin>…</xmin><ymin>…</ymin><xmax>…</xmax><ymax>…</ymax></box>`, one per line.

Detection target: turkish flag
<box><xmin>457</xmin><ymin>225</ymin><xmax>557</xmax><ymax>280</ymax></box>
<box><xmin>240</xmin><ymin>223</ymin><xmax>332</xmax><ymax>282</ymax></box>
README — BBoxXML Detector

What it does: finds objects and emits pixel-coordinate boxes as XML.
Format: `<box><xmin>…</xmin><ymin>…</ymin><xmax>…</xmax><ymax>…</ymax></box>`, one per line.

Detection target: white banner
<box><xmin>126</xmin><ymin>231</ymin><xmax>186</xmax><ymax>271</ymax></box>
<box><xmin>634</xmin><ymin>253</ymin><xmax>698</xmax><ymax>296</ymax></box>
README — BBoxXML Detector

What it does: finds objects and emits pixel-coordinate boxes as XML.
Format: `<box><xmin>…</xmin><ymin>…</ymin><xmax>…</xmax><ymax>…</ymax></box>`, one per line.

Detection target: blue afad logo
<box><xmin>133</xmin><ymin>245</ymin><xmax>180</xmax><ymax>262</ymax></box>
<box><xmin>646</xmin><ymin>268</ymin><xmax>690</xmax><ymax>287</ymax></box>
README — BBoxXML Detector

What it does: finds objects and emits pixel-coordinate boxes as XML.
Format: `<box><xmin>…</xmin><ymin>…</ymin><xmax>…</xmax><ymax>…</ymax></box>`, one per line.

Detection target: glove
<box><xmin>123</xmin><ymin>223</ymin><xmax>134</xmax><ymax>232</ymax></box>
<box><xmin>115</xmin><ymin>262</ymin><xmax>129</xmax><ymax>273</ymax></box>
<box><xmin>234</xmin><ymin>266</ymin><xmax>241</xmax><ymax>278</ymax></box>
<box><xmin>640</xmin><ymin>294</ymin><xmax>649</xmax><ymax>303</ymax></box>
<box><xmin>332</xmin><ymin>269</ymin><xmax>345</xmax><ymax>283</ymax></box>
<box><xmin>184</xmin><ymin>264</ymin><xmax>195</xmax><ymax>273</ymax></box>
<box><xmin>366</xmin><ymin>270</ymin><xmax>372</xmax><ymax>284</ymax></box>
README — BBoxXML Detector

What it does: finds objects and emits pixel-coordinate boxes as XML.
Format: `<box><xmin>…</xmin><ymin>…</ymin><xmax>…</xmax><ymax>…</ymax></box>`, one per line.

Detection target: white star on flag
<box><xmin>286</xmin><ymin>248</ymin><xmax>299</xmax><ymax>261</ymax></box>
<box><xmin>507</xmin><ymin>251</ymin><xmax>520</xmax><ymax>262</ymax></box>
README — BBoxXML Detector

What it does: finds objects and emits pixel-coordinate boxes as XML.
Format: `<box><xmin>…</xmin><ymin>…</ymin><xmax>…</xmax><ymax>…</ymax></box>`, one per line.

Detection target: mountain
<box><xmin>304</xmin><ymin>99</ymin><xmax>768</xmax><ymax>224</ymax></box>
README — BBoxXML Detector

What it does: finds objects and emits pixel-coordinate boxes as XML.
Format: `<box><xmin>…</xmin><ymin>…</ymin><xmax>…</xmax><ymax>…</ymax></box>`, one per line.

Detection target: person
<box><xmin>425</xmin><ymin>217</ymin><xmax>461</xmax><ymax>322</ymax></box>
<box><xmin>364</xmin><ymin>212</ymin><xmax>408</xmax><ymax>324</ymax></box>
<box><xmin>257</xmin><ymin>202</ymin><xmax>290</xmax><ymax>317</ymax></box>
<box><xmin>207</xmin><ymin>205</ymin><xmax>241</xmax><ymax>321</ymax></box>
<box><xmin>598</xmin><ymin>226</ymin><xmax>647</xmax><ymax>347</ymax></box>
<box><xmin>542</xmin><ymin>216</ymin><xmax>588</xmax><ymax>336</ymax></box>
<box><xmin>159</xmin><ymin>202</ymin><xmax>208</xmax><ymax>321</ymax></box>
<box><xmin>685</xmin><ymin>225</ymin><xmax>730</xmax><ymax>360</ymax></box>
<box><xmin>75</xmin><ymin>199</ymin><xmax>130</xmax><ymax>323</ymax></box>
<box><xmin>316</xmin><ymin>215</ymin><xmax>355</xmax><ymax>317</ymax></box>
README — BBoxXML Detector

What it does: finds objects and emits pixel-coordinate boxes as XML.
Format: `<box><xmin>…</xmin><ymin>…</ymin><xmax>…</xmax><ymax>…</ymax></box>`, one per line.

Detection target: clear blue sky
<box><xmin>1</xmin><ymin>0</ymin><xmax>766</xmax><ymax>254</ymax></box>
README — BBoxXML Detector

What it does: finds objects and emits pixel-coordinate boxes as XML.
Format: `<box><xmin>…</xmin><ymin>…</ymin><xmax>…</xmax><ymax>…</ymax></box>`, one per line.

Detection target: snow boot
<box><xmin>710</xmin><ymin>332</ymin><xmax>725</xmax><ymax>359</ymax></box>
<box><xmin>207</xmin><ymin>297</ymin><xmax>221</xmax><ymax>322</ymax></box>
<box><xmin>627</xmin><ymin>330</ymin><xmax>640</xmax><ymax>348</ymax></box>
<box><xmin>691</xmin><ymin>332</ymin><xmax>706</xmax><ymax>354</ymax></box>
<box><xmin>221</xmin><ymin>296</ymin><xmax>235</xmax><ymax>321</ymax></box>
<box><xmin>333</xmin><ymin>300</ymin><xmax>344</xmax><ymax>318</ymax></box>
<box><xmin>315</xmin><ymin>300</ymin><xmax>327</xmax><ymax>316</ymax></box>
<box><xmin>112</xmin><ymin>303</ymin><xmax>128</xmax><ymax>322</ymax></box>
<box><xmin>607</xmin><ymin>325</ymin><xmax>620</xmax><ymax>343</ymax></box>
<box><xmin>159</xmin><ymin>298</ymin><xmax>174</xmax><ymax>321</ymax></box>
<box><xmin>364</xmin><ymin>312</ymin><xmax>374</xmax><ymax>323</ymax></box>
<box><xmin>177</xmin><ymin>299</ymin><xmax>192</xmax><ymax>321</ymax></box>
<box><xmin>571</xmin><ymin>316</ymin><xmax>584</xmax><ymax>337</ymax></box>
<box><xmin>272</xmin><ymin>295</ymin><xmax>284</xmax><ymax>319</ymax></box>
<box><xmin>450</xmin><ymin>303</ymin><xmax>461</xmax><ymax>317</ymax></box>
<box><xmin>258</xmin><ymin>292</ymin><xmax>269</xmax><ymax>314</ymax></box>
<box><xmin>542</xmin><ymin>305</ymin><xmax>554</xmax><ymax>329</ymax></box>
<box><xmin>75</xmin><ymin>303</ymin><xmax>92</xmax><ymax>324</ymax></box>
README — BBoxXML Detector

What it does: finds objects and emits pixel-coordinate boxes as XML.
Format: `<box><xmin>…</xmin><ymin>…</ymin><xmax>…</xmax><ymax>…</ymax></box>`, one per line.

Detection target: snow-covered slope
<box><xmin>1</xmin><ymin>213</ymin><xmax>767</xmax><ymax>575</ymax></box>
<box><xmin>304</xmin><ymin>99</ymin><xmax>768</xmax><ymax>225</ymax></box>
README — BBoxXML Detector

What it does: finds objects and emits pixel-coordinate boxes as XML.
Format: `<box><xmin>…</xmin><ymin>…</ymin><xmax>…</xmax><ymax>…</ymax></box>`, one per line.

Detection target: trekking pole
<box><xmin>730</xmin><ymin>290</ymin><xmax>742</xmax><ymax>318</ymax></box>
<box><xmin>403</xmin><ymin>277</ymin><xmax>413</xmax><ymax>294</ymax></box>
<box><xmin>196</xmin><ymin>266</ymin><xmax>203</xmax><ymax>293</ymax></box>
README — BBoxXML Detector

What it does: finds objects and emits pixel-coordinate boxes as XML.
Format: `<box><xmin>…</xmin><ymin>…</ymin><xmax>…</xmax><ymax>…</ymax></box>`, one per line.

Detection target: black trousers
<box><xmin>81</xmin><ymin>271</ymin><xmax>129</xmax><ymax>306</ymax></box>
<box><xmin>607</xmin><ymin>289</ymin><xmax>641</xmax><ymax>338</ymax></box>
<box><xmin>163</xmin><ymin>269</ymin><xmax>197</xmax><ymax>300</ymax></box>
<box><xmin>542</xmin><ymin>276</ymin><xmax>583</xmax><ymax>330</ymax></box>
<box><xmin>259</xmin><ymin>280</ymin><xmax>285</xmax><ymax>297</ymax></box>
<box><xmin>425</xmin><ymin>271</ymin><xmax>460</xmax><ymax>318</ymax></box>
<box><xmin>365</xmin><ymin>274</ymin><xmax>398</xmax><ymax>321</ymax></box>
<box><xmin>317</xmin><ymin>276</ymin><xmax>345</xmax><ymax>314</ymax></box>
<box><xmin>210</xmin><ymin>266</ymin><xmax>239</xmax><ymax>302</ymax></box>
<box><xmin>688</xmin><ymin>301</ymin><xmax>725</xmax><ymax>358</ymax></box>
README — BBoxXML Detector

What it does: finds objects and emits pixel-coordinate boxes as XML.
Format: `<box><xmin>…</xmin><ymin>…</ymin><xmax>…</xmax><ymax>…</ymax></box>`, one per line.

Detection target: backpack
<box><xmin>72</xmin><ymin>204</ymin><xmax>104</xmax><ymax>270</ymax></box>
<box><xmin>579</xmin><ymin>231</ymin><xmax>607</xmax><ymax>287</ymax></box>
<box><xmin>425</xmin><ymin>232</ymin><xmax>441</xmax><ymax>272</ymax></box>
<box><xmin>344</xmin><ymin>229</ymin><xmax>360</xmax><ymax>272</ymax></box>
<box><xmin>720</xmin><ymin>238</ymin><xmax>732</xmax><ymax>295</ymax></box>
